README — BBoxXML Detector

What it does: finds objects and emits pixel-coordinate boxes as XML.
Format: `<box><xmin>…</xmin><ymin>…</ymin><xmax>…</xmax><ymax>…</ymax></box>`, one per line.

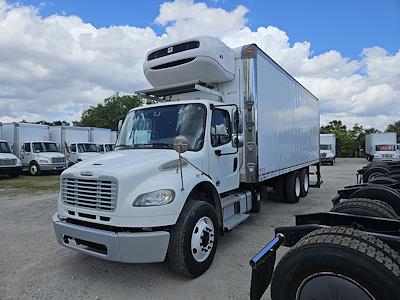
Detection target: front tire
<box><xmin>271</xmin><ymin>227</ymin><xmax>400</xmax><ymax>300</ymax></box>
<box><xmin>168</xmin><ymin>200</ymin><xmax>219</xmax><ymax>278</ymax></box>
<box><xmin>29</xmin><ymin>162</ymin><xmax>40</xmax><ymax>176</ymax></box>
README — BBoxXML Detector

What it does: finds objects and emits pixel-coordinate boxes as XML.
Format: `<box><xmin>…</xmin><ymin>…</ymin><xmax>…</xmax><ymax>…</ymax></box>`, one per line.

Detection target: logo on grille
<box><xmin>167</xmin><ymin>46</ymin><xmax>173</xmax><ymax>54</ymax></box>
<box><xmin>80</xmin><ymin>171</ymin><xmax>93</xmax><ymax>176</ymax></box>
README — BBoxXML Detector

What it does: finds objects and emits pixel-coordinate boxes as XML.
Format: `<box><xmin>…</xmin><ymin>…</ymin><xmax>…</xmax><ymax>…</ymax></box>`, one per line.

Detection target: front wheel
<box><xmin>29</xmin><ymin>162</ymin><xmax>40</xmax><ymax>176</ymax></box>
<box><xmin>168</xmin><ymin>200</ymin><xmax>219</xmax><ymax>278</ymax></box>
<box><xmin>271</xmin><ymin>227</ymin><xmax>400</xmax><ymax>300</ymax></box>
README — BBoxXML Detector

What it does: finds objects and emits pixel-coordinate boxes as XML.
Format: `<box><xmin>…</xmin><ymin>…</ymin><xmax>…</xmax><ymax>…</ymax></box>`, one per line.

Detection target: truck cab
<box><xmin>21</xmin><ymin>141</ymin><xmax>67</xmax><ymax>175</ymax></box>
<box><xmin>373</xmin><ymin>144</ymin><xmax>400</xmax><ymax>161</ymax></box>
<box><xmin>67</xmin><ymin>142</ymin><xmax>101</xmax><ymax>164</ymax></box>
<box><xmin>53</xmin><ymin>36</ymin><xmax>320</xmax><ymax>278</ymax></box>
<box><xmin>320</xmin><ymin>144</ymin><xmax>335</xmax><ymax>165</ymax></box>
<box><xmin>0</xmin><ymin>140</ymin><xmax>22</xmax><ymax>177</ymax></box>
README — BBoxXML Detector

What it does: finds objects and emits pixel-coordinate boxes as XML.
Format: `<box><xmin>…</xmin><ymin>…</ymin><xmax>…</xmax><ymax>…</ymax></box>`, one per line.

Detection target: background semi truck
<box><xmin>2</xmin><ymin>122</ymin><xmax>67</xmax><ymax>175</ymax></box>
<box><xmin>50</xmin><ymin>126</ymin><xmax>101</xmax><ymax>164</ymax></box>
<box><xmin>320</xmin><ymin>133</ymin><xmax>336</xmax><ymax>165</ymax></box>
<box><xmin>53</xmin><ymin>36</ymin><xmax>320</xmax><ymax>278</ymax></box>
<box><xmin>365</xmin><ymin>132</ymin><xmax>399</xmax><ymax>161</ymax></box>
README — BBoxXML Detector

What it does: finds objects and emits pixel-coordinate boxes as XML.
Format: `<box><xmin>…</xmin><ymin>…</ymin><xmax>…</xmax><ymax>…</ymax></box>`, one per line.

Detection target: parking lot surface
<box><xmin>0</xmin><ymin>159</ymin><xmax>365</xmax><ymax>299</ymax></box>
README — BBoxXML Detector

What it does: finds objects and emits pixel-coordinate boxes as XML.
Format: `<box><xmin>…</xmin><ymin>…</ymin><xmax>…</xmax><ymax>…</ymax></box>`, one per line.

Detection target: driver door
<box><xmin>208</xmin><ymin>108</ymin><xmax>239</xmax><ymax>193</ymax></box>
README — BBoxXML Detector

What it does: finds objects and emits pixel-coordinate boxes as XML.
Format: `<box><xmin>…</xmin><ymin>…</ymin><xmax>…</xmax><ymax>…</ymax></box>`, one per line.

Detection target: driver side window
<box><xmin>70</xmin><ymin>144</ymin><xmax>76</xmax><ymax>152</ymax></box>
<box><xmin>24</xmin><ymin>143</ymin><xmax>31</xmax><ymax>152</ymax></box>
<box><xmin>211</xmin><ymin>109</ymin><xmax>231</xmax><ymax>147</ymax></box>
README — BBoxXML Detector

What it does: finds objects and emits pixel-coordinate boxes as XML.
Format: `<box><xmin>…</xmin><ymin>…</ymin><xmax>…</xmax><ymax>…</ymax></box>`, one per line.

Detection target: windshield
<box><xmin>78</xmin><ymin>143</ymin><xmax>98</xmax><ymax>153</ymax></box>
<box><xmin>0</xmin><ymin>142</ymin><xmax>11</xmax><ymax>153</ymax></box>
<box><xmin>32</xmin><ymin>142</ymin><xmax>44</xmax><ymax>152</ymax></box>
<box><xmin>32</xmin><ymin>142</ymin><xmax>58</xmax><ymax>152</ymax></box>
<box><xmin>43</xmin><ymin>142</ymin><xmax>58</xmax><ymax>152</ymax></box>
<box><xmin>105</xmin><ymin>144</ymin><xmax>114</xmax><ymax>151</ymax></box>
<box><xmin>320</xmin><ymin>144</ymin><xmax>332</xmax><ymax>150</ymax></box>
<box><xmin>117</xmin><ymin>104</ymin><xmax>206</xmax><ymax>151</ymax></box>
<box><xmin>376</xmin><ymin>145</ymin><xmax>395</xmax><ymax>151</ymax></box>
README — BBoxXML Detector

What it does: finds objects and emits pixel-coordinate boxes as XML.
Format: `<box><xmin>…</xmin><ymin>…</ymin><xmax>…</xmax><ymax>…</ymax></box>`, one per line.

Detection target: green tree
<box><xmin>386</xmin><ymin>121</ymin><xmax>400</xmax><ymax>143</ymax></box>
<box><xmin>79</xmin><ymin>93</ymin><xmax>142</xmax><ymax>130</ymax></box>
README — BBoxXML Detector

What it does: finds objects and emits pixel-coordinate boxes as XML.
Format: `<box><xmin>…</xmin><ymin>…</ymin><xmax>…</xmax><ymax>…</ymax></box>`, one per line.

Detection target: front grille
<box><xmin>382</xmin><ymin>154</ymin><xmax>393</xmax><ymax>158</ymax></box>
<box><xmin>61</xmin><ymin>177</ymin><xmax>117</xmax><ymax>212</ymax></box>
<box><xmin>0</xmin><ymin>159</ymin><xmax>17</xmax><ymax>166</ymax></box>
<box><xmin>52</xmin><ymin>157</ymin><xmax>66</xmax><ymax>163</ymax></box>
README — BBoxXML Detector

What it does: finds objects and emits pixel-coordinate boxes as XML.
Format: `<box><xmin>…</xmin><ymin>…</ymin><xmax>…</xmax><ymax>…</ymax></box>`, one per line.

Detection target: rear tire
<box><xmin>330</xmin><ymin>198</ymin><xmax>398</xmax><ymax>219</ymax></box>
<box><xmin>285</xmin><ymin>171</ymin><xmax>301</xmax><ymax>203</ymax></box>
<box><xmin>271</xmin><ymin>227</ymin><xmax>400</xmax><ymax>300</ymax></box>
<box><xmin>168</xmin><ymin>200</ymin><xmax>218</xmax><ymax>278</ymax></box>
<box><xmin>300</xmin><ymin>168</ymin><xmax>309</xmax><ymax>197</ymax></box>
<box><xmin>363</xmin><ymin>166</ymin><xmax>389</xmax><ymax>183</ymax></box>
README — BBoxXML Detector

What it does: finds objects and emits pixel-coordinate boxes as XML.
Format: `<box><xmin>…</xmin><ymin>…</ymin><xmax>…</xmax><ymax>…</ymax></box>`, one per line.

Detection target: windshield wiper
<box><xmin>115</xmin><ymin>144</ymin><xmax>136</xmax><ymax>149</ymax></box>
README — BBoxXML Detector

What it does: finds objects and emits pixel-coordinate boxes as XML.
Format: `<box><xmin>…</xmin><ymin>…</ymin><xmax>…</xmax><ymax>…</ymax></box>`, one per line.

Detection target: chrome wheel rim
<box><xmin>303</xmin><ymin>174</ymin><xmax>309</xmax><ymax>193</ymax></box>
<box><xmin>30</xmin><ymin>165</ymin><xmax>37</xmax><ymax>175</ymax></box>
<box><xmin>296</xmin><ymin>272</ymin><xmax>375</xmax><ymax>300</ymax></box>
<box><xmin>295</xmin><ymin>176</ymin><xmax>301</xmax><ymax>197</ymax></box>
<box><xmin>191</xmin><ymin>216</ymin><xmax>215</xmax><ymax>262</ymax></box>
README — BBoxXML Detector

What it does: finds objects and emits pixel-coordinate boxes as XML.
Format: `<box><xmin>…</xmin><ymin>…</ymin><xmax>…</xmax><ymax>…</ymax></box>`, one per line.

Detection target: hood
<box><xmin>0</xmin><ymin>153</ymin><xmax>18</xmax><ymax>160</ymax></box>
<box><xmin>65</xmin><ymin>149</ymin><xmax>202</xmax><ymax>180</ymax></box>
<box><xmin>36</xmin><ymin>152</ymin><xmax>65</xmax><ymax>160</ymax></box>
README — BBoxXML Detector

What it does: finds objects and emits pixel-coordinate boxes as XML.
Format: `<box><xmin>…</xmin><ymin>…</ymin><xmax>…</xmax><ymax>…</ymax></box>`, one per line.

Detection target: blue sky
<box><xmin>9</xmin><ymin>0</ymin><xmax>400</xmax><ymax>59</ymax></box>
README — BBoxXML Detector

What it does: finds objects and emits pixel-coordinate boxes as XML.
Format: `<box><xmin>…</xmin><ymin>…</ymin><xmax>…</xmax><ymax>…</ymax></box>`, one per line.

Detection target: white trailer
<box><xmin>53</xmin><ymin>36</ymin><xmax>320</xmax><ymax>278</ymax></box>
<box><xmin>0</xmin><ymin>122</ymin><xmax>22</xmax><ymax>177</ymax></box>
<box><xmin>365</xmin><ymin>132</ymin><xmax>399</xmax><ymax>161</ymax></box>
<box><xmin>2</xmin><ymin>123</ymin><xmax>67</xmax><ymax>175</ymax></box>
<box><xmin>320</xmin><ymin>133</ymin><xmax>336</xmax><ymax>165</ymax></box>
<box><xmin>89</xmin><ymin>127</ymin><xmax>112</xmax><ymax>144</ymax></box>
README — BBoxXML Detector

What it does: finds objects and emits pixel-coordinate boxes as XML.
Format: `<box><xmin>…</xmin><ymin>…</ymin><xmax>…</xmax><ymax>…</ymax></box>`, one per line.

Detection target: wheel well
<box><xmin>187</xmin><ymin>181</ymin><xmax>222</xmax><ymax>230</ymax></box>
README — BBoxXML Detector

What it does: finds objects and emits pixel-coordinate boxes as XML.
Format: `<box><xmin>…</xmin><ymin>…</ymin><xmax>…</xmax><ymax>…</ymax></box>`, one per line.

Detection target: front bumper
<box><xmin>374</xmin><ymin>157</ymin><xmax>400</xmax><ymax>162</ymax></box>
<box><xmin>40</xmin><ymin>163</ymin><xmax>67</xmax><ymax>171</ymax></box>
<box><xmin>320</xmin><ymin>157</ymin><xmax>334</xmax><ymax>163</ymax></box>
<box><xmin>0</xmin><ymin>166</ymin><xmax>22</xmax><ymax>174</ymax></box>
<box><xmin>52</xmin><ymin>213</ymin><xmax>170</xmax><ymax>263</ymax></box>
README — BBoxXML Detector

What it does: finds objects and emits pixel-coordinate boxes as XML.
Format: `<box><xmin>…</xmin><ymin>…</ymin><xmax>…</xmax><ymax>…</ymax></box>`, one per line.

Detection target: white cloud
<box><xmin>0</xmin><ymin>0</ymin><xmax>399</xmax><ymax>131</ymax></box>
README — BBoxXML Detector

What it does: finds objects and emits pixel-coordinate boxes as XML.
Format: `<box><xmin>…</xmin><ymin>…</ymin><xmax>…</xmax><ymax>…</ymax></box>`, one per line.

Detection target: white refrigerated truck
<box><xmin>50</xmin><ymin>126</ymin><xmax>101</xmax><ymax>164</ymax></box>
<box><xmin>89</xmin><ymin>127</ymin><xmax>114</xmax><ymax>153</ymax></box>
<box><xmin>365</xmin><ymin>132</ymin><xmax>399</xmax><ymax>161</ymax></box>
<box><xmin>2</xmin><ymin>123</ymin><xmax>67</xmax><ymax>175</ymax></box>
<box><xmin>320</xmin><ymin>133</ymin><xmax>336</xmax><ymax>165</ymax></box>
<box><xmin>53</xmin><ymin>36</ymin><xmax>320</xmax><ymax>278</ymax></box>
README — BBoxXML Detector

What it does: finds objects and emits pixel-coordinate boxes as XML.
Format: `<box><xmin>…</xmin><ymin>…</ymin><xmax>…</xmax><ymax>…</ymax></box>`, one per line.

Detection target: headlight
<box><xmin>133</xmin><ymin>189</ymin><xmax>175</xmax><ymax>207</ymax></box>
<box><xmin>39</xmin><ymin>159</ymin><xmax>49</xmax><ymax>163</ymax></box>
<box><xmin>17</xmin><ymin>159</ymin><xmax>22</xmax><ymax>166</ymax></box>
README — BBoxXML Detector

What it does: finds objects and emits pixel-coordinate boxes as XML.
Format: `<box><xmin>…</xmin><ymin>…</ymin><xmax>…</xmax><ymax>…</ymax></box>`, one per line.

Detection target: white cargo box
<box><xmin>50</xmin><ymin>126</ymin><xmax>90</xmax><ymax>152</ymax></box>
<box><xmin>89</xmin><ymin>127</ymin><xmax>112</xmax><ymax>144</ymax></box>
<box><xmin>143</xmin><ymin>36</ymin><xmax>235</xmax><ymax>87</ymax></box>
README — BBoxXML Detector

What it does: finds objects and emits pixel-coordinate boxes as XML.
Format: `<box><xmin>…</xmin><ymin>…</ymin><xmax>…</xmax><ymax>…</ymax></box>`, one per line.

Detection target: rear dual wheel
<box><xmin>285</xmin><ymin>169</ymin><xmax>309</xmax><ymax>203</ymax></box>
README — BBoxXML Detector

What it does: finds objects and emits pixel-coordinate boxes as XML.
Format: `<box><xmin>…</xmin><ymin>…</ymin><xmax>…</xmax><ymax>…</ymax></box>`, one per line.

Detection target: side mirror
<box><xmin>34</xmin><ymin>150</ymin><xmax>40</xmax><ymax>153</ymax></box>
<box><xmin>232</xmin><ymin>134</ymin><xmax>244</xmax><ymax>148</ymax></box>
<box><xmin>232</xmin><ymin>109</ymin><xmax>243</xmax><ymax>134</ymax></box>
<box><xmin>173</xmin><ymin>135</ymin><xmax>189</xmax><ymax>154</ymax></box>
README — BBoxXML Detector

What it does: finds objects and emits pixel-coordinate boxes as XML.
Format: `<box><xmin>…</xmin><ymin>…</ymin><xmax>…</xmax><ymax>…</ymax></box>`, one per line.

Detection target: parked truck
<box><xmin>2</xmin><ymin>122</ymin><xmax>67</xmax><ymax>175</ymax></box>
<box><xmin>53</xmin><ymin>36</ymin><xmax>320</xmax><ymax>278</ymax></box>
<box><xmin>0</xmin><ymin>123</ymin><xmax>22</xmax><ymax>177</ymax></box>
<box><xmin>50</xmin><ymin>126</ymin><xmax>101</xmax><ymax>164</ymax></box>
<box><xmin>365</xmin><ymin>132</ymin><xmax>399</xmax><ymax>161</ymax></box>
<box><xmin>320</xmin><ymin>133</ymin><xmax>336</xmax><ymax>165</ymax></box>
